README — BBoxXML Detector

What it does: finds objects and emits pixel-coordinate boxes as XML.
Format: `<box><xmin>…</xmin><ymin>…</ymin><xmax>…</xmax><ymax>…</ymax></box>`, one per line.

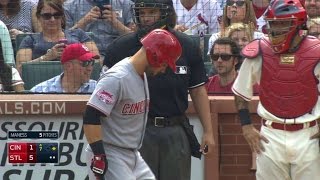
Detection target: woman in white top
<box><xmin>226</xmin><ymin>22</ymin><xmax>264</xmax><ymax>49</ymax></box>
<box><xmin>207</xmin><ymin>0</ymin><xmax>263</xmax><ymax>54</ymax></box>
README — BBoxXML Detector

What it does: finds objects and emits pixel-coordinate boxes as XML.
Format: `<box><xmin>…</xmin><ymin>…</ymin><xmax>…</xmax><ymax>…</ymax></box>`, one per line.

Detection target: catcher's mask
<box><xmin>264</xmin><ymin>0</ymin><xmax>307</xmax><ymax>53</ymax></box>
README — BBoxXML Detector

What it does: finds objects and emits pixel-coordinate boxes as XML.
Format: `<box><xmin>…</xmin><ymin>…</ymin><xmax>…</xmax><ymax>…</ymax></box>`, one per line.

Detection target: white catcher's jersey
<box><xmin>87</xmin><ymin>58</ymin><xmax>150</xmax><ymax>149</ymax></box>
<box><xmin>232</xmin><ymin>55</ymin><xmax>320</xmax><ymax>124</ymax></box>
<box><xmin>173</xmin><ymin>0</ymin><xmax>223</xmax><ymax>35</ymax></box>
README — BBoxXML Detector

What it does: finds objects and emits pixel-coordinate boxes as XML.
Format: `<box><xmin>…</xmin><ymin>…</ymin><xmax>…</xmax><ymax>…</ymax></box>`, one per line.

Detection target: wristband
<box><xmin>90</xmin><ymin>140</ymin><xmax>105</xmax><ymax>155</ymax></box>
<box><xmin>238</xmin><ymin>109</ymin><xmax>252</xmax><ymax>126</ymax></box>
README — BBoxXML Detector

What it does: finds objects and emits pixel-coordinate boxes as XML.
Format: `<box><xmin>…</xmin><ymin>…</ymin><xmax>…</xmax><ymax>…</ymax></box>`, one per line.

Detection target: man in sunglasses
<box><xmin>233</xmin><ymin>0</ymin><xmax>320</xmax><ymax>179</ymax></box>
<box><xmin>207</xmin><ymin>37</ymin><xmax>241</xmax><ymax>93</ymax></box>
<box><xmin>206</xmin><ymin>37</ymin><xmax>259</xmax><ymax>94</ymax></box>
<box><xmin>30</xmin><ymin>43</ymin><xmax>98</xmax><ymax>93</ymax></box>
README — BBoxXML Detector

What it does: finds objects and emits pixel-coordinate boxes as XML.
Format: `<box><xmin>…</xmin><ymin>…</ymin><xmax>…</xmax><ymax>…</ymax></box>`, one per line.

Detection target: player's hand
<box><xmin>200</xmin><ymin>131</ymin><xmax>215</xmax><ymax>155</ymax></box>
<box><xmin>242</xmin><ymin>124</ymin><xmax>268</xmax><ymax>154</ymax></box>
<box><xmin>91</xmin><ymin>154</ymin><xmax>108</xmax><ymax>180</ymax></box>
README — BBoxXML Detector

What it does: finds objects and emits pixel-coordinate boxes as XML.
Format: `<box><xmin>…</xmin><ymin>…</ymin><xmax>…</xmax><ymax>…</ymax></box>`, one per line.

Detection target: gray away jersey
<box><xmin>87</xmin><ymin>58</ymin><xmax>150</xmax><ymax>149</ymax></box>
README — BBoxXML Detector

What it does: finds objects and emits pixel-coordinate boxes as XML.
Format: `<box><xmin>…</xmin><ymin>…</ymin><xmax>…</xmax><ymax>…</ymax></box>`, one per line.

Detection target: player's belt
<box><xmin>262</xmin><ymin>119</ymin><xmax>317</xmax><ymax>131</ymax></box>
<box><xmin>147</xmin><ymin>115</ymin><xmax>186</xmax><ymax>127</ymax></box>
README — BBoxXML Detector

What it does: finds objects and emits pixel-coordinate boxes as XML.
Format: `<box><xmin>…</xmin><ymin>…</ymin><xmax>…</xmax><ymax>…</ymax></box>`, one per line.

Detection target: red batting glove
<box><xmin>91</xmin><ymin>154</ymin><xmax>108</xmax><ymax>180</ymax></box>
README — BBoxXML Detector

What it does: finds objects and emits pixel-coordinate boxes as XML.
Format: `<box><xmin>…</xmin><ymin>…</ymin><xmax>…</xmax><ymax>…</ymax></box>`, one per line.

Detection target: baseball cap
<box><xmin>61</xmin><ymin>43</ymin><xmax>99</xmax><ymax>64</ymax></box>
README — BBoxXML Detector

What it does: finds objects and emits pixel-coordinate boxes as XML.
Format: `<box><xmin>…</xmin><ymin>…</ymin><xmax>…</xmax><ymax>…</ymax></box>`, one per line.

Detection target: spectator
<box><xmin>103</xmin><ymin>0</ymin><xmax>215</xmax><ymax>179</ymax></box>
<box><xmin>30</xmin><ymin>43</ymin><xmax>98</xmax><ymax>93</ymax></box>
<box><xmin>173</xmin><ymin>0</ymin><xmax>222</xmax><ymax>35</ymax></box>
<box><xmin>207</xmin><ymin>0</ymin><xmax>263</xmax><ymax>55</ymax></box>
<box><xmin>0</xmin><ymin>41</ymin><xmax>24</xmax><ymax>92</ymax></box>
<box><xmin>307</xmin><ymin>17</ymin><xmax>320</xmax><ymax>39</ymax></box>
<box><xmin>0</xmin><ymin>0</ymin><xmax>41</xmax><ymax>39</ymax></box>
<box><xmin>305</xmin><ymin>0</ymin><xmax>320</xmax><ymax>18</ymax></box>
<box><xmin>206</xmin><ymin>37</ymin><xmax>259</xmax><ymax>93</ymax></box>
<box><xmin>64</xmin><ymin>0</ymin><xmax>135</xmax><ymax>56</ymax></box>
<box><xmin>220</xmin><ymin>0</ymin><xmax>257</xmax><ymax>30</ymax></box>
<box><xmin>0</xmin><ymin>20</ymin><xmax>15</xmax><ymax>65</ymax></box>
<box><xmin>226</xmin><ymin>22</ymin><xmax>263</xmax><ymax>49</ymax></box>
<box><xmin>16</xmin><ymin>0</ymin><xmax>99</xmax><ymax>73</ymax></box>
<box><xmin>206</xmin><ymin>37</ymin><xmax>241</xmax><ymax>93</ymax></box>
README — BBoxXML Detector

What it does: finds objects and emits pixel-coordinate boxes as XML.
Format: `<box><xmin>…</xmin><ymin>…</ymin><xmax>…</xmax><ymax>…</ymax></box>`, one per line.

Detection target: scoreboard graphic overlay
<box><xmin>7</xmin><ymin>131</ymin><xmax>59</xmax><ymax>164</ymax></box>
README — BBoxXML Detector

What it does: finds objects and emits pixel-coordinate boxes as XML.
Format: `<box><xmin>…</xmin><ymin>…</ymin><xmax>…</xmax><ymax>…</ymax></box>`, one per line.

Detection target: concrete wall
<box><xmin>0</xmin><ymin>95</ymin><xmax>260</xmax><ymax>180</ymax></box>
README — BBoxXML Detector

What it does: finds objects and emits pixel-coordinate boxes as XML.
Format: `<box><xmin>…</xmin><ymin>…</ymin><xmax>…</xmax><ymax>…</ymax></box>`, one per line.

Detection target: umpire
<box><xmin>104</xmin><ymin>0</ymin><xmax>215</xmax><ymax>179</ymax></box>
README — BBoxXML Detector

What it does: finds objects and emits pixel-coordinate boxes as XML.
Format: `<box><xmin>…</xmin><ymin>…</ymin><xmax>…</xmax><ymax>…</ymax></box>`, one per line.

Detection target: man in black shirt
<box><xmin>104</xmin><ymin>0</ymin><xmax>215</xmax><ymax>179</ymax></box>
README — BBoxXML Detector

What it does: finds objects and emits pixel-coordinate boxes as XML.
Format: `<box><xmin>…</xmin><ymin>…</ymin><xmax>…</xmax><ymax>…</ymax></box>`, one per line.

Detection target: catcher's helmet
<box><xmin>140</xmin><ymin>29</ymin><xmax>182</xmax><ymax>72</ymax></box>
<box><xmin>264</xmin><ymin>0</ymin><xmax>307</xmax><ymax>53</ymax></box>
<box><xmin>132</xmin><ymin>0</ymin><xmax>176</xmax><ymax>37</ymax></box>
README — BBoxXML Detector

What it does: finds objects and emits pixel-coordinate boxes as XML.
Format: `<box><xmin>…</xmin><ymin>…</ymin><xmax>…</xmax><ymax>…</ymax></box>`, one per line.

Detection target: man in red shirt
<box><xmin>206</xmin><ymin>37</ymin><xmax>258</xmax><ymax>94</ymax></box>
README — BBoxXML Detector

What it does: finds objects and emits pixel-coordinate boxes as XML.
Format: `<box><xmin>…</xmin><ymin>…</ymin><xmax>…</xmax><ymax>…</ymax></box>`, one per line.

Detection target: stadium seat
<box><xmin>22</xmin><ymin>61</ymin><xmax>101</xmax><ymax>90</ymax></box>
<box><xmin>21</xmin><ymin>61</ymin><xmax>63</xmax><ymax>90</ymax></box>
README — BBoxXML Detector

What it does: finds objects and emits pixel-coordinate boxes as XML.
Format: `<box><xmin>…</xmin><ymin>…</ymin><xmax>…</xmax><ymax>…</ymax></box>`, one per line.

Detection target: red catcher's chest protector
<box><xmin>259</xmin><ymin>37</ymin><xmax>320</xmax><ymax>118</ymax></box>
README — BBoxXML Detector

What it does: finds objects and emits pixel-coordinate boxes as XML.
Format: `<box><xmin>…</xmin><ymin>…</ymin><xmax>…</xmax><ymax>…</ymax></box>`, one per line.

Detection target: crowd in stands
<box><xmin>0</xmin><ymin>0</ymin><xmax>319</xmax><ymax>93</ymax></box>
<box><xmin>16</xmin><ymin>0</ymin><xmax>100</xmax><ymax>73</ymax></box>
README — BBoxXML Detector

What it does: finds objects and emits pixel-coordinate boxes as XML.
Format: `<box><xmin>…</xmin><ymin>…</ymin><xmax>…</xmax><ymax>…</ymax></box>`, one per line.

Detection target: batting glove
<box><xmin>91</xmin><ymin>154</ymin><xmax>108</xmax><ymax>180</ymax></box>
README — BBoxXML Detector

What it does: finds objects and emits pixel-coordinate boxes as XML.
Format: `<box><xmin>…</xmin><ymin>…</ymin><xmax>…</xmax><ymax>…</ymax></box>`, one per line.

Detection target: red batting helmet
<box><xmin>140</xmin><ymin>29</ymin><xmax>182</xmax><ymax>72</ymax></box>
<box><xmin>264</xmin><ymin>0</ymin><xmax>307</xmax><ymax>53</ymax></box>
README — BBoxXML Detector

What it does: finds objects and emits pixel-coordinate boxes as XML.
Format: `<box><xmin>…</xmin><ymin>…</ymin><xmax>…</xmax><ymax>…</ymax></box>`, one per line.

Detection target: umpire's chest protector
<box><xmin>244</xmin><ymin>37</ymin><xmax>320</xmax><ymax>119</ymax></box>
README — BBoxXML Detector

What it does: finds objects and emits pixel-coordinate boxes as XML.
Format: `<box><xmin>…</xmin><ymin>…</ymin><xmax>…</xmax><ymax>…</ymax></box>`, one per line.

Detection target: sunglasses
<box><xmin>80</xmin><ymin>60</ymin><xmax>95</xmax><ymax>67</ymax></box>
<box><xmin>40</xmin><ymin>13</ymin><xmax>63</xmax><ymax>20</ymax></box>
<box><xmin>226</xmin><ymin>0</ymin><xmax>245</xmax><ymax>6</ymax></box>
<box><xmin>211</xmin><ymin>54</ymin><xmax>235</xmax><ymax>61</ymax></box>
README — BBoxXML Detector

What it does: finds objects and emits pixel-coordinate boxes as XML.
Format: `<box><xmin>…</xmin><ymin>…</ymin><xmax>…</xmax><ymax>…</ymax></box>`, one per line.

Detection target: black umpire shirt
<box><xmin>104</xmin><ymin>29</ymin><xmax>208</xmax><ymax>118</ymax></box>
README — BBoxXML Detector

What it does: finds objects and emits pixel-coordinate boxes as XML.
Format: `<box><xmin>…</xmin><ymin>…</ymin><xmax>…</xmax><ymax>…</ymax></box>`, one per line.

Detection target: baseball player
<box><xmin>104</xmin><ymin>0</ymin><xmax>214</xmax><ymax>180</ymax></box>
<box><xmin>103</xmin><ymin>0</ymin><xmax>215</xmax><ymax>179</ymax></box>
<box><xmin>232</xmin><ymin>0</ymin><xmax>320</xmax><ymax>179</ymax></box>
<box><xmin>82</xmin><ymin>29</ymin><xmax>182</xmax><ymax>180</ymax></box>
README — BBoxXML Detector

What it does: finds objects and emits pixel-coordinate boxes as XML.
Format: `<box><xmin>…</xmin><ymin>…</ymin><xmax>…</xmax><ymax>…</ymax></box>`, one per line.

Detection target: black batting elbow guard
<box><xmin>83</xmin><ymin>105</ymin><xmax>103</xmax><ymax>125</ymax></box>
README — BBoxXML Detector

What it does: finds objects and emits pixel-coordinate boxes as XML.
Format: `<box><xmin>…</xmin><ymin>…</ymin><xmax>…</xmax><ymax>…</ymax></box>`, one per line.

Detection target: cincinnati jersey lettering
<box><xmin>121</xmin><ymin>100</ymin><xmax>149</xmax><ymax>115</ymax></box>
